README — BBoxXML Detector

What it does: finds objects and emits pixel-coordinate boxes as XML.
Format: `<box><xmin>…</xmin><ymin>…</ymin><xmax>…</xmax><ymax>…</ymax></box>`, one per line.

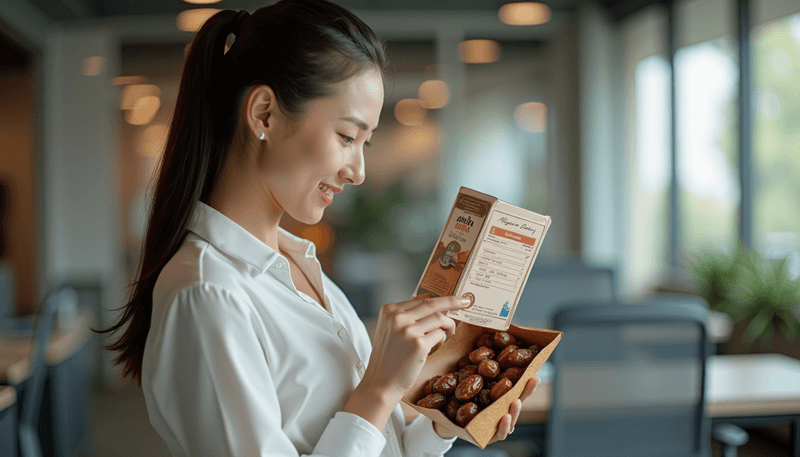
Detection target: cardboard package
<box><xmin>402</xmin><ymin>186</ymin><xmax>562</xmax><ymax>448</ymax></box>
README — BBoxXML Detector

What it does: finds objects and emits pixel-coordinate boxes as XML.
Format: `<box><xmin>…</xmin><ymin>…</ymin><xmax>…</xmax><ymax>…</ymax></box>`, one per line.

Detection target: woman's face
<box><xmin>261</xmin><ymin>69</ymin><xmax>384</xmax><ymax>225</ymax></box>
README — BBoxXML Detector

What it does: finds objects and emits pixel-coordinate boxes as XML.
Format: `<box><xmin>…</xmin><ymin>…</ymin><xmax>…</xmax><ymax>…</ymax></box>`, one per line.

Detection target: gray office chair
<box><xmin>512</xmin><ymin>263</ymin><xmax>616</xmax><ymax>329</ymax></box>
<box><xmin>548</xmin><ymin>301</ymin><xmax>747</xmax><ymax>457</ymax></box>
<box><xmin>17</xmin><ymin>287</ymin><xmax>77</xmax><ymax>457</ymax></box>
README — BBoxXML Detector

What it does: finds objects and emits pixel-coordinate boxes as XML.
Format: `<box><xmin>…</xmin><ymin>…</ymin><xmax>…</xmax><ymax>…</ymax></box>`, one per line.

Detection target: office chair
<box><xmin>17</xmin><ymin>287</ymin><xmax>78</xmax><ymax>457</ymax></box>
<box><xmin>511</xmin><ymin>263</ymin><xmax>616</xmax><ymax>329</ymax></box>
<box><xmin>548</xmin><ymin>301</ymin><xmax>747</xmax><ymax>457</ymax></box>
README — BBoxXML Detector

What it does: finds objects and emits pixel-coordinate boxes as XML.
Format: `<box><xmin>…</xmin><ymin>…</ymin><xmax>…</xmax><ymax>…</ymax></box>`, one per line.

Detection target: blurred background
<box><xmin>1</xmin><ymin>0</ymin><xmax>799</xmax><ymax>456</ymax></box>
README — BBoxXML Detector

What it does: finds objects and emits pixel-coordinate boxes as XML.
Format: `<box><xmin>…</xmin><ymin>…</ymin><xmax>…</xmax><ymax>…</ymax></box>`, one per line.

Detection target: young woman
<box><xmin>102</xmin><ymin>1</ymin><xmax>538</xmax><ymax>455</ymax></box>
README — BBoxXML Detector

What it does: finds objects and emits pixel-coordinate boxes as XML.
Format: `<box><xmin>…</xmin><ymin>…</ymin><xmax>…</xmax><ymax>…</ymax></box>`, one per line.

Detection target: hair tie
<box><xmin>234</xmin><ymin>10</ymin><xmax>250</xmax><ymax>34</ymax></box>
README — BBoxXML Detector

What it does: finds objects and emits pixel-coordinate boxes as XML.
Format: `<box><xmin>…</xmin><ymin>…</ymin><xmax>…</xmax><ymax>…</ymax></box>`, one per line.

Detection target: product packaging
<box><xmin>401</xmin><ymin>186</ymin><xmax>562</xmax><ymax>448</ymax></box>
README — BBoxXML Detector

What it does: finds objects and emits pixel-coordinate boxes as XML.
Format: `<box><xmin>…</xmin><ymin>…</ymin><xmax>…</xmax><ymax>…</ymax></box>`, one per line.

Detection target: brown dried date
<box><xmin>529</xmin><ymin>343</ymin><xmax>540</xmax><ymax>354</ymax></box>
<box><xmin>478</xmin><ymin>359</ymin><xmax>500</xmax><ymax>379</ymax></box>
<box><xmin>493</xmin><ymin>331</ymin><xmax>517</xmax><ymax>348</ymax></box>
<box><xmin>455</xmin><ymin>374</ymin><xmax>483</xmax><ymax>401</ymax></box>
<box><xmin>445</xmin><ymin>396</ymin><xmax>462</xmax><ymax>419</ymax></box>
<box><xmin>507</xmin><ymin>348</ymin><xmax>533</xmax><ymax>367</ymax></box>
<box><xmin>457</xmin><ymin>354</ymin><xmax>472</xmax><ymax>369</ymax></box>
<box><xmin>469</xmin><ymin>346</ymin><xmax>495</xmax><ymax>364</ymax></box>
<box><xmin>475</xmin><ymin>332</ymin><xmax>495</xmax><ymax>349</ymax></box>
<box><xmin>433</xmin><ymin>373</ymin><xmax>458</xmax><ymax>396</ymax></box>
<box><xmin>456</xmin><ymin>402</ymin><xmax>480</xmax><ymax>427</ymax></box>
<box><xmin>476</xmin><ymin>388</ymin><xmax>492</xmax><ymax>408</ymax></box>
<box><xmin>500</xmin><ymin>367</ymin><xmax>525</xmax><ymax>383</ymax></box>
<box><xmin>422</xmin><ymin>376</ymin><xmax>440</xmax><ymax>397</ymax></box>
<box><xmin>489</xmin><ymin>378</ymin><xmax>513</xmax><ymax>401</ymax></box>
<box><xmin>417</xmin><ymin>393</ymin><xmax>446</xmax><ymax>409</ymax></box>
<box><xmin>457</xmin><ymin>365</ymin><xmax>479</xmax><ymax>382</ymax></box>
<box><xmin>497</xmin><ymin>345</ymin><xmax>519</xmax><ymax>368</ymax></box>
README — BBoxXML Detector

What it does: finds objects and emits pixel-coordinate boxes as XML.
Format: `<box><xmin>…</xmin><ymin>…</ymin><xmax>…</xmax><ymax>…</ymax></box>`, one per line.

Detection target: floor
<box><xmin>88</xmin><ymin>381</ymin><xmax>794</xmax><ymax>457</ymax></box>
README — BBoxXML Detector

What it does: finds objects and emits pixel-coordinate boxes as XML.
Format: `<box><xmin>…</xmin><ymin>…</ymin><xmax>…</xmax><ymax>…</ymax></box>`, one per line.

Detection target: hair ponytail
<box><xmin>97</xmin><ymin>10</ymin><xmax>242</xmax><ymax>385</ymax></box>
<box><xmin>99</xmin><ymin>0</ymin><xmax>387</xmax><ymax>386</ymax></box>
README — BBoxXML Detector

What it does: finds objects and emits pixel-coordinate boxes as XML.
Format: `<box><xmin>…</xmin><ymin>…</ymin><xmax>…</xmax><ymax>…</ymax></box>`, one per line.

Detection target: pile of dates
<box><xmin>416</xmin><ymin>330</ymin><xmax>540</xmax><ymax>427</ymax></box>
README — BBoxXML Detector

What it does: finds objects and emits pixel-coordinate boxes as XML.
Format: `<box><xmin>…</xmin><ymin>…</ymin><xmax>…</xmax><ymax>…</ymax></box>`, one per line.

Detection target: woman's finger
<box><xmin>517</xmin><ymin>376</ymin><xmax>540</xmax><ymax>403</ymax></box>
<box><xmin>490</xmin><ymin>413</ymin><xmax>513</xmax><ymax>443</ymax></box>
<box><xmin>409</xmin><ymin>312</ymin><xmax>457</xmax><ymax>337</ymax></box>
<box><xmin>508</xmin><ymin>399</ymin><xmax>522</xmax><ymax>430</ymax></box>
<box><xmin>402</xmin><ymin>295</ymin><xmax>470</xmax><ymax>322</ymax></box>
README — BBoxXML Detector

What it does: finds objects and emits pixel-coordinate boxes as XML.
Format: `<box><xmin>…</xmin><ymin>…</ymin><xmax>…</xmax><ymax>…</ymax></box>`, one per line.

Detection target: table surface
<box><xmin>518</xmin><ymin>353</ymin><xmax>800</xmax><ymax>423</ymax></box>
<box><xmin>0</xmin><ymin>308</ymin><xmax>93</xmax><ymax>384</ymax></box>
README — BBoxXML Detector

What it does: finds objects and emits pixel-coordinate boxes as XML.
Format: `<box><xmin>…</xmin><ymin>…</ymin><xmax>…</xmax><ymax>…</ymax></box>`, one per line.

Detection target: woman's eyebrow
<box><xmin>339</xmin><ymin>116</ymin><xmax>378</xmax><ymax>132</ymax></box>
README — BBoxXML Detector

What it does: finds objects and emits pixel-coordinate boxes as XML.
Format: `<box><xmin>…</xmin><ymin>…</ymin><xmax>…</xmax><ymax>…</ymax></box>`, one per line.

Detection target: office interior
<box><xmin>1</xmin><ymin>0</ymin><xmax>799</xmax><ymax>456</ymax></box>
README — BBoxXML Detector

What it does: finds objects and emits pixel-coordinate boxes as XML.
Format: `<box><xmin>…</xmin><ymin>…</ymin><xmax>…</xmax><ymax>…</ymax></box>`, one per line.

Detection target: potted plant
<box><xmin>690</xmin><ymin>246</ymin><xmax>800</xmax><ymax>356</ymax></box>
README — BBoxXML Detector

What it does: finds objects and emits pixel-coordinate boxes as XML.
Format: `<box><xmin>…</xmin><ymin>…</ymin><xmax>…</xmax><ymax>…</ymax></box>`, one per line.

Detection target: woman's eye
<box><xmin>364</xmin><ymin>141</ymin><xmax>372</xmax><ymax>148</ymax></box>
<box><xmin>340</xmin><ymin>134</ymin><xmax>355</xmax><ymax>144</ymax></box>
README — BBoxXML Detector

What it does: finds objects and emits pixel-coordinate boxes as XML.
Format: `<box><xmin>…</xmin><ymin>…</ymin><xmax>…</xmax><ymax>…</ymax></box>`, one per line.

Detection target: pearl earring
<box><xmin>258</xmin><ymin>132</ymin><xmax>265</xmax><ymax>141</ymax></box>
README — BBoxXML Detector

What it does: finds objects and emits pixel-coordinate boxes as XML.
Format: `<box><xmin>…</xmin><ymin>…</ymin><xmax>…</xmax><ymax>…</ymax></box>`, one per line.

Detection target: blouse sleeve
<box><xmin>401</xmin><ymin>413</ymin><xmax>457</xmax><ymax>457</ymax></box>
<box><xmin>143</xmin><ymin>282</ymin><xmax>387</xmax><ymax>457</ymax></box>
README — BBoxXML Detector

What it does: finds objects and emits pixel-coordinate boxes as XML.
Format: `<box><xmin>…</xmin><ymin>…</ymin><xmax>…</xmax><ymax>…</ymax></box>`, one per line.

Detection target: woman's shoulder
<box><xmin>153</xmin><ymin>233</ymin><xmax>251</xmax><ymax>312</ymax></box>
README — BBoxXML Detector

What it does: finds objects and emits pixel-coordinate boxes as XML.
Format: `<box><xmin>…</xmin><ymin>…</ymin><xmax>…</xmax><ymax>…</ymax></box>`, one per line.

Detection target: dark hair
<box><xmin>98</xmin><ymin>0</ymin><xmax>388</xmax><ymax>385</ymax></box>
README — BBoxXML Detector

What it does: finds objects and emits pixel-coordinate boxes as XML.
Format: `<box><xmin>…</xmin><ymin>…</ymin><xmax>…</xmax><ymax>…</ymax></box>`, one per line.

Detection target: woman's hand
<box><xmin>363</xmin><ymin>295</ymin><xmax>470</xmax><ymax>401</ymax></box>
<box><xmin>432</xmin><ymin>377</ymin><xmax>541</xmax><ymax>442</ymax></box>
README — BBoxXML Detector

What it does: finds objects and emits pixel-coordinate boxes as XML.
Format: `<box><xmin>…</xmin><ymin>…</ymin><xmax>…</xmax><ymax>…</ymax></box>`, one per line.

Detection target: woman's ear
<box><xmin>245</xmin><ymin>85</ymin><xmax>277</xmax><ymax>141</ymax></box>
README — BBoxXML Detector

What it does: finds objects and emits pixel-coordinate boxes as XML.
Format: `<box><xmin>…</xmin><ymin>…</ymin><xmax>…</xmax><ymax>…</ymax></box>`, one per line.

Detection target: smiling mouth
<box><xmin>318</xmin><ymin>183</ymin><xmax>335</xmax><ymax>204</ymax></box>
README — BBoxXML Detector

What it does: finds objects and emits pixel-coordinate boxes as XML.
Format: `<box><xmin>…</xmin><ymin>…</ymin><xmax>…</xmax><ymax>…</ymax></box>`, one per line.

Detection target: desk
<box><xmin>519</xmin><ymin>353</ymin><xmax>800</xmax><ymax>456</ymax></box>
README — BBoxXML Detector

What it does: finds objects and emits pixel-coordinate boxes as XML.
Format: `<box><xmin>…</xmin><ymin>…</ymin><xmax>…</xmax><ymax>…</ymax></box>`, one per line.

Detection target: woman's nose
<box><xmin>339</xmin><ymin>149</ymin><xmax>365</xmax><ymax>185</ymax></box>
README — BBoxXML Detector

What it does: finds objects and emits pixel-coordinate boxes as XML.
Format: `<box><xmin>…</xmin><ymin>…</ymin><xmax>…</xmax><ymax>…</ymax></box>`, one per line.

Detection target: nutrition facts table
<box><xmin>470</xmin><ymin>226</ymin><xmax>537</xmax><ymax>293</ymax></box>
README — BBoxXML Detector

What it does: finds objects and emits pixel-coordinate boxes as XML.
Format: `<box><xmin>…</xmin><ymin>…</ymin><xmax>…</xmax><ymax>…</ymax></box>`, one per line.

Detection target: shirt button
<box><xmin>274</xmin><ymin>263</ymin><xmax>282</xmax><ymax>269</ymax></box>
<box><xmin>356</xmin><ymin>361</ymin><xmax>364</xmax><ymax>370</ymax></box>
<box><xmin>386</xmin><ymin>429</ymin><xmax>393</xmax><ymax>438</ymax></box>
<box><xmin>338</xmin><ymin>329</ymin><xmax>347</xmax><ymax>338</ymax></box>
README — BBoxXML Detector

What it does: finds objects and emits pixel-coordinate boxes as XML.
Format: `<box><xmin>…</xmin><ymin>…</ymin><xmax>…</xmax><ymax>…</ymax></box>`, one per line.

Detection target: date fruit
<box><xmin>493</xmin><ymin>331</ymin><xmax>517</xmax><ymax>348</ymax></box>
<box><xmin>455</xmin><ymin>374</ymin><xmax>483</xmax><ymax>401</ymax></box>
<box><xmin>457</xmin><ymin>365</ymin><xmax>479</xmax><ymax>382</ymax></box>
<box><xmin>456</xmin><ymin>402</ymin><xmax>480</xmax><ymax>427</ymax></box>
<box><xmin>500</xmin><ymin>367</ymin><xmax>525</xmax><ymax>383</ymax></box>
<box><xmin>475</xmin><ymin>333</ymin><xmax>495</xmax><ymax>349</ymax></box>
<box><xmin>433</xmin><ymin>373</ymin><xmax>458</xmax><ymax>396</ymax></box>
<box><xmin>478</xmin><ymin>359</ymin><xmax>500</xmax><ymax>379</ymax></box>
<box><xmin>507</xmin><ymin>349</ymin><xmax>533</xmax><ymax>367</ymax></box>
<box><xmin>445</xmin><ymin>396</ymin><xmax>462</xmax><ymax>419</ymax></box>
<box><xmin>469</xmin><ymin>347</ymin><xmax>495</xmax><ymax>364</ymax></box>
<box><xmin>496</xmin><ymin>345</ymin><xmax>519</xmax><ymax>368</ymax></box>
<box><xmin>489</xmin><ymin>378</ymin><xmax>513</xmax><ymax>401</ymax></box>
<box><xmin>417</xmin><ymin>393</ymin><xmax>446</xmax><ymax>409</ymax></box>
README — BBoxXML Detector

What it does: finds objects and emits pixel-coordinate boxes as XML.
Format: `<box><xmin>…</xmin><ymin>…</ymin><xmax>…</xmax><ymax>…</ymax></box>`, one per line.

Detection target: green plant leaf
<box><xmin>742</xmin><ymin>309</ymin><xmax>772</xmax><ymax>347</ymax></box>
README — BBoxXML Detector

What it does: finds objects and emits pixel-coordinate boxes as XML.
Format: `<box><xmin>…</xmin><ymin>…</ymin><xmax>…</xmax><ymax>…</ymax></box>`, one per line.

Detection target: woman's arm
<box><xmin>144</xmin><ymin>283</ymin><xmax>387</xmax><ymax>457</ymax></box>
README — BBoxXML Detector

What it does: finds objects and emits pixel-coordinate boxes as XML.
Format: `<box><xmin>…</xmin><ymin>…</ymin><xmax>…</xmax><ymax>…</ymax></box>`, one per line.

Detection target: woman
<box><xmin>102</xmin><ymin>1</ymin><xmax>537</xmax><ymax>455</ymax></box>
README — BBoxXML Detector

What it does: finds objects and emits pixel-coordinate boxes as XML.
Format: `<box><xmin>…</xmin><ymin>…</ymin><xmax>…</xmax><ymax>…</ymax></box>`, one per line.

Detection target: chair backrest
<box><xmin>547</xmin><ymin>301</ymin><xmax>710</xmax><ymax>457</ymax></box>
<box><xmin>18</xmin><ymin>287</ymin><xmax>78</xmax><ymax>457</ymax></box>
<box><xmin>511</xmin><ymin>263</ymin><xmax>616</xmax><ymax>329</ymax></box>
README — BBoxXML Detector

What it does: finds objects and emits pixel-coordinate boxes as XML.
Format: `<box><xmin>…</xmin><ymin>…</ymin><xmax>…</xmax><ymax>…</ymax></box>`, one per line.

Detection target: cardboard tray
<box><xmin>402</xmin><ymin>322</ymin><xmax>562</xmax><ymax>448</ymax></box>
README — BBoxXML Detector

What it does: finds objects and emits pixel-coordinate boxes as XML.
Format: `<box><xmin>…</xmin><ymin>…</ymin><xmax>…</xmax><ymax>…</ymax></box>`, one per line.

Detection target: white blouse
<box><xmin>142</xmin><ymin>202</ymin><xmax>455</xmax><ymax>457</ymax></box>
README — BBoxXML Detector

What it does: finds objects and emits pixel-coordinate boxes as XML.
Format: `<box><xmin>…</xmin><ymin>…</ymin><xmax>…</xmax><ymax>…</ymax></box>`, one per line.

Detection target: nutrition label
<box><xmin>471</xmin><ymin>226</ymin><xmax>536</xmax><ymax>293</ymax></box>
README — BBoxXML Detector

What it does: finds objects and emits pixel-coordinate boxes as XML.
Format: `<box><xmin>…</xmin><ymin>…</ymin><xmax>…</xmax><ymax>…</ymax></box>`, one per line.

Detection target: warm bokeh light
<box><xmin>138</xmin><ymin>124</ymin><xmax>170</xmax><ymax>157</ymax></box>
<box><xmin>183</xmin><ymin>0</ymin><xmax>222</xmax><ymax>4</ymax></box>
<box><xmin>126</xmin><ymin>96</ymin><xmax>161</xmax><ymax>125</ymax></box>
<box><xmin>394</xmin><ymin>99</ymin><xmax>427</xmax><ymax>126</ymax></box>
<box><xmin>176</xmin><ymin>8</ymin><xmax>221</xmax><ymax>32</ymax></box>
<box><xmin>111</xmin><ymin>75</ymin><xmax>148</xmax><ymax>86</ymax></box>
<box><xmin>299</xmin><ymin>223</ymin><xmax>335</xmax><ymax>254</ymax></box>
<box><xmin>458</xmin><ymin>40</ymin><xmax>501</xmax><ymax>64</ymax></box>
<box><xmin>120</xmin><ymin>84</ymin><xmax>161</xmax><ymax>110</ymax></box>
<box><xmin>418</xmin><ymin>80</ymin><xmax>451</xmax><ymax>109</ymax></box>
<box><xmin>395</xmin><ymin>123</ymin><xmax>441</xmax><ymax>160</ymax></box>
<box><xmin>82</xmin><ymin>56</ymin><xmax>103</xmax><ymax>76</ymax></box>
<box><xmin>514</xmin><ymin>101</ymin><xmax>547</xmax><ymax>132</ymax></box>
<box><xmin>498</xmin><ymin>2</ymin><xmax>552</xmax><ymax>26</ymax></box>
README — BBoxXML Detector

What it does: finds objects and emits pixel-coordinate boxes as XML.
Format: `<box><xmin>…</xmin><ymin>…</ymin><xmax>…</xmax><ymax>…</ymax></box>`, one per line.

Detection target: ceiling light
<box><xmin>183</xmin><ymin>0</ymin><xmax>222</xmax><ymax>4</ymax></box>
<box><xmin>394</xmin><ymin>99</ymin><xmax>427</xmax><ymax>126</ymax></box>
<box><xmin>458</xmin><ymin>40</ymin><xmax>501</xmax><ymax>64</ymax></box>
<box><xmin>111</xmin><ymin>76</ymin><xmax>148</xmax><ymax>86</ymax></box>
<box><xmin>176</xmin><ymin>8</ymin><xmax>221</xmax><ymax>32</ymax></box>
<box><xmin>514</xmin><ymin>102</ymin><xmax>547</xmax><ymax>133</ymax></box>
<box><xmin>120</xmin><ymin>84</ymin><xmax>161</xmax><ymax>110</ymax></box>
<box><xmin>418</xmin><ymin>80</ymin><xmax>450</xmax><ymax>109</ymax></box>
<box><xmin>126</xmin><ymin>96</ymin><xmax>161</xmax><ymax>125</ymax></box>
<box><xmin>138</xmin><ymin>124</ymin><xmax>170</xmax><ymax>157</ymax></box>
<box><xmin>499</xmin><ymin>2</ymin><xmax>551</xmax><ymax>26</ymax></box>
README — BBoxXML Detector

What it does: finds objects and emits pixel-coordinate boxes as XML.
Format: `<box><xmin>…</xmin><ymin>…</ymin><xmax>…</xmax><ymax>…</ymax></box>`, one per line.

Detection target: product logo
<box><xmin>455</xmin><ymin>215</ymin><xmax>474</xmax><ymax>233</ymax></box>
<box><xmin>461</xmin><ymin>292</ymin><xmax>475</xmax><ymax>309</ymax></box>
<box><xmin>499</xmin><ymin>301</ymin><xmax>510</xmax><ymax>318</ymax></box>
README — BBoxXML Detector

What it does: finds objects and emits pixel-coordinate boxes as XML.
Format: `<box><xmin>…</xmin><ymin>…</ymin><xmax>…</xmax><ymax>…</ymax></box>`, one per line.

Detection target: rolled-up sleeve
<box><xmin>143</xmin><ymin>283</ymin><xmax>387</xmax><ymax>457</ymax></box>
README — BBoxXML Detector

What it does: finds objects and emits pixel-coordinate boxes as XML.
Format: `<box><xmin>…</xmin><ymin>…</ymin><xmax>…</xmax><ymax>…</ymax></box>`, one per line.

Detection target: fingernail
<box><xmin>459</xmin><ymin>298</ymin><xmax>471</xmax><ymax>306</ymax></box>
